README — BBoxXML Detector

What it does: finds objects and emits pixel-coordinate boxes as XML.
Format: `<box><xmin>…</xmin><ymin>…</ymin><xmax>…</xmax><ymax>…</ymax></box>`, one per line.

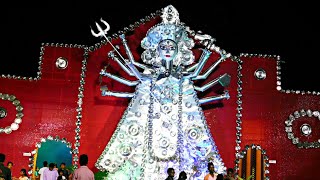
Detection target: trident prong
<box><xmin>91</xmin><ymin>18</ymin><xmax>125</xmax><ymax>61</ymax></box>
<box><xmin>91</xmin><ymin>18</ymin><xmax>110</xmax><ymax>37</ymax></box>
<box><xmin>100</xmin><ymin>18</ymin><xmax>110</xmax><ymax>34</ymax></box>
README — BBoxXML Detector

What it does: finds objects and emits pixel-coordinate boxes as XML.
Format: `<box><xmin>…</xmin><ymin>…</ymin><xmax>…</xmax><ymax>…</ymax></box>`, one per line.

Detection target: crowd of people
<box><xmin>165</xmin><ymin>162</ymin><xmax>244</xmax><ymax>180</ymax></box>
<box><xmin>2</xmin><ymin>152</ymin><xmax>249</xmax><ymax>180</ymax></box>
<box><xmin>0</xmin><ymin>153</ymin><xmax>94</xmax><ymax>180</ymax></box>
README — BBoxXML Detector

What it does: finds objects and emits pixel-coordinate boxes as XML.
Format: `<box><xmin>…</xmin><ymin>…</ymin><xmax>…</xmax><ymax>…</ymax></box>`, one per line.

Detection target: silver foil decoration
<box><xmin>0</xmin><ymin>93</ymin><xmax>23</xmax><ymax>134</ymax></box>
<box><xmin>285</xmin><ymin>109</ymin><xmax>320</xmax><ymax>148</ymax></box>
<box><xmin>0</xmin><ymin>107</ymin><xmax>7</xmax><ymax>118</ymax></box>
<box><xmin>72</xmin><ymin>47</ymin><xmax>89</xmax><ymax>168</ymax></box>
<box><xmin>300</xmin><ymin>123</ymin><xmax>312</xmax><ymax>136</ymax></box>
<box><xmin>94</xmin><ymin>5</ymin><xmax>231</xmax><ymax>180</ymax></box>
<box><xmin>254</xmin><ymin>68</ymin><xmax>266</xmax><ymax>80</ymax></box>
<box><xmin>231</xmin><ymin>56</ymin><xmax>244</xmax><ymax>177</ymax></box>
<box><xmin>56</xmin><ymin>57</ymin><xmax>68</xmax><ymax>69</ymax></box>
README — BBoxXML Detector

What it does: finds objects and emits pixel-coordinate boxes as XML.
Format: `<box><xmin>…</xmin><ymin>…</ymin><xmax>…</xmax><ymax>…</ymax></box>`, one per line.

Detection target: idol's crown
<box><xmin>141</xmin><ymin>5</ymin><xmax>195</xmax><ymax>66</ymax></box>
<box><xmin>141</xmin><ymin>5</ymin><xmax>187</xmax><ymax>50</ymax></box>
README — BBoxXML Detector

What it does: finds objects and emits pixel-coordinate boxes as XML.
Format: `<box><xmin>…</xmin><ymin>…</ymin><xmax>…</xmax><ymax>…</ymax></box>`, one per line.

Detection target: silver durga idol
<box><xmin>93</xmin><ymin>5</ymin><xmax>231</xmax><ymax>180</ymax></box>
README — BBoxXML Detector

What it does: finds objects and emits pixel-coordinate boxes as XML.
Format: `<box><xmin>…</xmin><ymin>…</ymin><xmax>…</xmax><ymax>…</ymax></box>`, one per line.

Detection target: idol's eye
<box><xmin>160</xmin><ymin>45</ymin><xmax>166</xmax><ymax>50</ymax></box>
<box><xmin>170</xmin><ymin>46</ymin><xmax>176</xmax><ymax>50</ymax></box>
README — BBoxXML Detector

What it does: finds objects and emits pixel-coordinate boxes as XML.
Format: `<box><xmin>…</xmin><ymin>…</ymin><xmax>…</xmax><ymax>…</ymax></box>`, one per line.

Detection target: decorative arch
<box><xmin>235</xmin><ymin>144</ymin><xmax>270</xmax><ymax>180</ymax></box>
<box><xmin>27</xmin><ymin>135</ymin><xmax>73</xmax><ymax>178</ymax></box>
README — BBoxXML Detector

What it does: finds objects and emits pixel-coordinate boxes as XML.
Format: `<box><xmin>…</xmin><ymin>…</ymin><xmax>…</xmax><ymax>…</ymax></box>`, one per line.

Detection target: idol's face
<box><xmin>158</xmin><ymin>39</ymin><xmax>178</xmax><ymax>61</ymax></box>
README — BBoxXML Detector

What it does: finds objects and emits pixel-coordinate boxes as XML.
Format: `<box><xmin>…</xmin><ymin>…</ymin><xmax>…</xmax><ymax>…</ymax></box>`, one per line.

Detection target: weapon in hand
<box><xmin>91</xmin><ymin>18</ymin><xmax>161</xmax><ymax>103</ymax></box>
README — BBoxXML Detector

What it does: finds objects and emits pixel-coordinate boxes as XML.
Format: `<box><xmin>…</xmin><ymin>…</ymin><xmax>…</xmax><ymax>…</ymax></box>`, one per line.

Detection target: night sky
<box><xmin>2</xmin><ymin>1</ymin><xmax>319</xmax><ymax>91</ymax></box>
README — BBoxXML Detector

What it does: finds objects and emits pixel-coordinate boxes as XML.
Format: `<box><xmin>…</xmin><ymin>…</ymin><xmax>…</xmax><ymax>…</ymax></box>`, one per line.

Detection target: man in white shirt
<box><xmin>38</xmin><ymin>161</ymin><xmax>48</xmax><ymax>180</ymax></box>
<box><xmin>43</xmin><ymin>163</ymin><xmax>59</xmax><ymax>180</ymax></box>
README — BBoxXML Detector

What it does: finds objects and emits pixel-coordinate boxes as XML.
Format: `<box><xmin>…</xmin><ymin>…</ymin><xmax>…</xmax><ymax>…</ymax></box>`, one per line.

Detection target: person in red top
<box><xmin>204</xmin><ymin>162</ymin><xmax>218</xmax><ymax>180</ymax></box>
<box><xmin>72</xmin><ymin>154</ymin><xmax>94</xmax><ymax>180</ymax></box>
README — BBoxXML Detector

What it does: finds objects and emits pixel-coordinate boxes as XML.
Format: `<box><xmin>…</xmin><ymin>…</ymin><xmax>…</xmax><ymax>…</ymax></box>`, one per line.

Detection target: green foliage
<box><xmin>94</xmin><ymin>171</ymin><xmax>109</xmax><ymax>180</ymax></box>
<box><xmin>66</xmin><ymin>165</ymin><xmax>76</xmax><ymax>173</ymax></box>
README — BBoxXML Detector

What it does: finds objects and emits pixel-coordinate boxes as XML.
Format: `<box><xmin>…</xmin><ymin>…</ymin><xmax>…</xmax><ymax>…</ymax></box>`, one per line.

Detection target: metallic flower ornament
<box><xmin>0</xmin><ymin>93</ymin><xmax>23</xmax><ymax>134</ymax></box>
<box><xmin>0</xmin><ymin>107</ymin><xmax>7</xmax><ymax>118</ymax></box>
<box><xmin>300</xmin><ymin>123</ymin><xmax>312</xmax><ymax>136</ymax></box>
<box><xmin>55</xmin><ymin>57</ymin><xmax>68</xmax><ymax>69</ymax></box>
<box><xmin>285</xmin><ymin>109</ymin><xmax>320</xmax><ymax>148</ymax></box>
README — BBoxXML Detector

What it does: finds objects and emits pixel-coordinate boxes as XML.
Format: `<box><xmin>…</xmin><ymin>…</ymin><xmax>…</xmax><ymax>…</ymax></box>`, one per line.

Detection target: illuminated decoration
<box><xmin>72</xmin><ymin>47</ymin><xmax>89</xmax><ymax>168</ymax></box>
<box><xmin>300</xmin><ymin>123</ymin><xmax>312</xmax><ymax>136</ymax></box>
<box><xmin>285</xmin><ymin>109</ymin><xmax>320</xmax><ymax>148</ymax></box>
<box><xmin>27</xmin><ymin>135</ymin><xmax>73</xmax><ymax>175</ymax></box>
<box><xmin>56</xmin><ymin>57</ymin><xmax>69</xmax><ymax>69</ymax></box>
<box><xmin>235</xmin><ymin>144</ymin><xmax>270</xmax><ymax>180</ymax></box>
<box><xmin>232</xmin><ymin>56</ymin><xmax>244</xmax><ymax>172</ymax></box>
<box><xmin>0</xmin><ymin>107</ymin><xmax>7</xmax><ymax>118</ymax></box>
<box><xmin>93</xmin><ymin>5</ymin><xmax>232</xmax><ymax>179</ymax></box>
<box><xmin>0</xmin><ymin>93</ymin><xmax>23</xmax><ymax>134</ymax></box>
<box><xmin>254</xmin><ymin>68</ymin><xmax>266</xmax><ymax>80</ymax></box>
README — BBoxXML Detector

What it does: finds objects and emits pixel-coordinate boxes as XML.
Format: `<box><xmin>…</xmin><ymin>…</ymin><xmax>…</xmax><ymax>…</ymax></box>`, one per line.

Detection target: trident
<box><xmin>91</xmin><ymin>18</ymin><xmax>126</xmax><ymax>62</ymax></box>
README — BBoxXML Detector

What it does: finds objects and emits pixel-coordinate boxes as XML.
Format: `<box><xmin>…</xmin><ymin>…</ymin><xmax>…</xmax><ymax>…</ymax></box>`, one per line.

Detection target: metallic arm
<box><xmin>183</xmin><ymin>29</ymin><xmax>218</xmax><ymax>75</ymax></box>
<box><xmin>117</xmin><ymin>34</ymin><xmax>145</xmax><ymax>81</ymax></box>
<box><xmin>184</xmin><ymin>29</ymin><xmax>229</xmax><ymax>77</ymax></box>
<box><xmin>132</xmin><ymin>61</ymin><xmax>153</xmax><ymax>71</ymax></box>
<box><xmin>125</xmin><ymin>61</ymin><xmax>144</xmax><ymax>81</ymax></box>
<box><xmin>184</xmin><ymin>48</ymin><xmax>212</xmax><ymax>79</ymax></box>
<box><xmin>186</xmin><ymin>62</ymin><xmax>199</xmax><ymax>72</ymax></box>
<box><xmin>120</xmin><ymin>34</ymin><xmax>135</xmax><ymax>63</ymax></box>
<box><xmin>100</xmin><ymin>69</ymin><xmax>139</xmax><ymax>86</ymax></box>
<box><xmin>101</xmin><ymin>90</ymin><xmax>134</xmax><ymax>98</ymax></box>
<box><xmin>195</xmin><ymin>33</ymin><xmax>215</xmax><ymax>49</ymax></box>
<box><xmin>119</xmin><ymin>34</ymin><xmax>155</xmax><ymax>73</ymax></box>
<box><xmin>108</xmin><ymin>51</ymin><xmax>135</xmax><ymax>76</ymax></box>
<box><xmin>199</xmin><ymin>91</ymin><xmax>230</xmax><ymax>105</ymax></box>
<box><xmin>110</xmin><ymin>49</ymin><xmax>153</xmax><ymax>73</ymax></box>
<box><xmin>108</xmin><ymin>50</ymin><xmax>153</xmax><ymax>76</ymax></box>
<box><xmin>100</xmin><ymin>86</ymin><xmax>134</xmax><ymax>98</ymax></box>
<box><xmin>192</xmin><ymin>53</ymin><xmax>227</xmax><ymax>80</ymax></box>
<box><xmin>194</xmin><ymin>73</ymin><xmax>231</xmax><ymax>92</ymax></box>
<box><xmin>184</xmin><ymin>53</ymin><xmax>223</xmax><ymax>75</ymax></box>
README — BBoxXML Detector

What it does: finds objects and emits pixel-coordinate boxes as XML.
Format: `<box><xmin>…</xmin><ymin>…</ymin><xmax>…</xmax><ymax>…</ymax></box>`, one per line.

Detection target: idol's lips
<box><xmin>165</xmin><ymin>55</ymin><xmax>171</xmax><ymax>57</ymax></box>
